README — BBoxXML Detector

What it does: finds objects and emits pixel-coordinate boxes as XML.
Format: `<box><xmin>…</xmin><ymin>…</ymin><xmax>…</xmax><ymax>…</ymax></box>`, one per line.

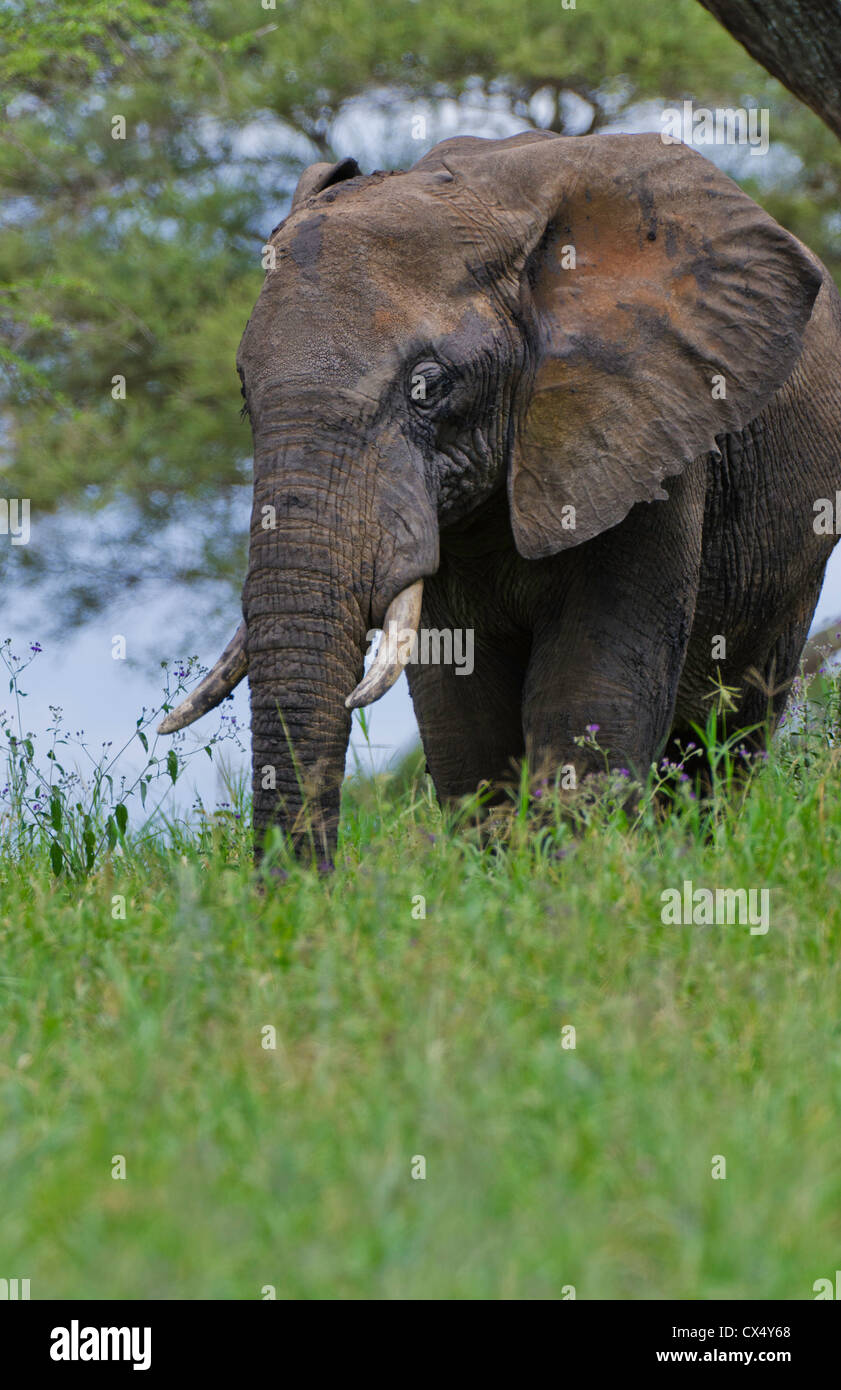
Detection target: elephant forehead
<box><xmin>271</xmin><ymin>181</ymin><xmax>490</xmax><ymax>305</ymax></box>
<box><xmin>240</xmin><ymin>194</ymin><xmax>500</xmax><ymax>391</ymax></box>
<box><xmin>285</xmin><ymin>176</ymin><xmax>464</xmax><ymax>249</ymax></box>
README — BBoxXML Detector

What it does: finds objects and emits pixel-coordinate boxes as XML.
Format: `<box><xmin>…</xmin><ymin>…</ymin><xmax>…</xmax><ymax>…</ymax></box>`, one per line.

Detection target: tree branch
<box><xmin>698</xmin><ymin>0</ymin><xmax>841</xmax><ymax>140</ymax></box>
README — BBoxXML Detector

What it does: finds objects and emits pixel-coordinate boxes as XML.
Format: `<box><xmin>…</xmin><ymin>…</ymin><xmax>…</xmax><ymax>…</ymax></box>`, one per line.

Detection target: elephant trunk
<box><xmin>158</xmin><ymin>405</ymin><xmax>437</xmax><ymax>863</ymax></box>
<box><xmin>245</xmin><ymin>450</ymin><xmax>368</xmax><ymax>861</ymax></box>
<box><xmin>249</xmin><ymin>575</ymin><xmax>426</xmax><ymax>860</ymax></box>
<box><xmin>247</xmin><ymin>565</ymin><xmax>363</xmax><ymax>865</ymax></box>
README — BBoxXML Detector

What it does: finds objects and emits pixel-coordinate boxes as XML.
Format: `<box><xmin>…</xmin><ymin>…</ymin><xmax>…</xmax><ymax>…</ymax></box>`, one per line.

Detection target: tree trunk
<box><xmin>698</xmin><ymin>0</ymin><xmax>841</xmax><ymax>140</ymax></box>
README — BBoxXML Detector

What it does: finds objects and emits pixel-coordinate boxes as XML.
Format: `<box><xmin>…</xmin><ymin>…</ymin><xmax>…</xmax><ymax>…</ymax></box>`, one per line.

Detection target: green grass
<box><xmin>2</xmin><ymin>708</ymin><xmax>841</xmax><ymax>1300</ymax></box>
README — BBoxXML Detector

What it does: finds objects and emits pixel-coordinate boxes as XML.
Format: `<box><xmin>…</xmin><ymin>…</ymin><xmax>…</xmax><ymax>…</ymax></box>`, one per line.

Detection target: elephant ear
<box><xmin>290</xmin><ymin>156</ymin><xmax>362</xmax><ymax>210</ymax></box>
<box><xmin>447</xmin><ymin>132</ymin><xmax>823</xmax><ymax>558</ymax></box>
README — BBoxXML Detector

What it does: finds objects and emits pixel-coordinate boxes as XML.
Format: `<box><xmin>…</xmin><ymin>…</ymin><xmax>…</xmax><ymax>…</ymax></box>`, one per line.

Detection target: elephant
<box><xmin>158</xmin><ymin>130</ymin><xmax>841</xmax><ymax>862</ymax></box>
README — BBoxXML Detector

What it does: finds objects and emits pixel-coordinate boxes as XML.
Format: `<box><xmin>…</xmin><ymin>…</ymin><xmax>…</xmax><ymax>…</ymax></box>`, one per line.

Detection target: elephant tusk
<box><xmin>345</xmin><ymin>580</ymin><xmax>424</xmax><ymax>710</ymax></box>
<box><xmin>157</xmin><ymin>623</ymin><xmax>248</xmax><ymax>734</ymax></box>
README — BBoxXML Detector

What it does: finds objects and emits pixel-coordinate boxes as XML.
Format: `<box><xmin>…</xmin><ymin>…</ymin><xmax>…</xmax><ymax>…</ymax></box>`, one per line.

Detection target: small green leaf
<box><xmin>49</xmin><ymin>840</ymin><xmax>63</xmax><ymax>875</ymax></box>
<box><xmin>115</xmin><ymin>803</ymin><xmax>128</xmax><ymax>834</ymax></box>
<box><xmin>166</xmin><ymin>749</ymin><xmax>178</xmax><ymax>783</ymax></box>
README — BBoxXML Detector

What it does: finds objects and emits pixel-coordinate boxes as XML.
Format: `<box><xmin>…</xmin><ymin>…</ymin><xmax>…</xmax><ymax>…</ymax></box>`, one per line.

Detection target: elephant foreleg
<box><xmin>406</xmin><ymin>607</ymin><xmax>530</xmax><ymax>803</ymax></box>
<box><xmin>522</xmin><ymin>464</ymin><xmax>705</xmax><ymax>786</ymax></box>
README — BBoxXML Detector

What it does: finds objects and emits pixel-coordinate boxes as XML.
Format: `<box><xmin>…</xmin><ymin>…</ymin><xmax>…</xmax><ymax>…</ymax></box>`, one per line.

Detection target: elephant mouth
<box><xmin>156</xmin><ymin>577</ymin><xmax>424</xmax><ymax>735</ymax></box>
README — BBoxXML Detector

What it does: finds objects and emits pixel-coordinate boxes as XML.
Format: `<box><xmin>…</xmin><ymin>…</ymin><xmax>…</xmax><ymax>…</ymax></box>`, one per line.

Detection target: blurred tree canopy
<box><xmin>2</xmin><ymin>0</ymin><xmax>840</xmax><ymax>621</ymax></box>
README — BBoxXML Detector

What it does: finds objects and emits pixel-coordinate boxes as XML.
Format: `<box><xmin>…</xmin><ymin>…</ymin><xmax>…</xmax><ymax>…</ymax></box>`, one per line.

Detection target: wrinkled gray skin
<box><xmin>161</xmin><ymin>131</ymin><xmax>841</xmax><ymax>863</ymax></box>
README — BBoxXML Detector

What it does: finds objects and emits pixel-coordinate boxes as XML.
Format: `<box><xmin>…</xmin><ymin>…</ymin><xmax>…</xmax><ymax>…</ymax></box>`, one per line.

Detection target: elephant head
<box><xmin>159</xmin><ymin>131</ymin><xmax>820</xmax><ymax>862</ymax></box>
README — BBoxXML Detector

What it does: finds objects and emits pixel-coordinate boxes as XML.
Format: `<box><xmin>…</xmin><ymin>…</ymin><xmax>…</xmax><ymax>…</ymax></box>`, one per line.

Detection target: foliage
<box><xmin>0</xmin><ymin>637</ymin><xmax>246</xmax><ymax>875</ymax></box>
<box><xmin>2</xmin><ymin>0</ymin><xmax>840</xmax><ymax>621</ymax></box>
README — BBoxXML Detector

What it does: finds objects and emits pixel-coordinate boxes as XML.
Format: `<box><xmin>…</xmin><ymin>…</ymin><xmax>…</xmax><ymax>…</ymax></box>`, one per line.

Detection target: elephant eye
<box><xmin>409</xmin><ymin>359</ymin><xmax>450</xmax><ymax>409</ymax></box>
